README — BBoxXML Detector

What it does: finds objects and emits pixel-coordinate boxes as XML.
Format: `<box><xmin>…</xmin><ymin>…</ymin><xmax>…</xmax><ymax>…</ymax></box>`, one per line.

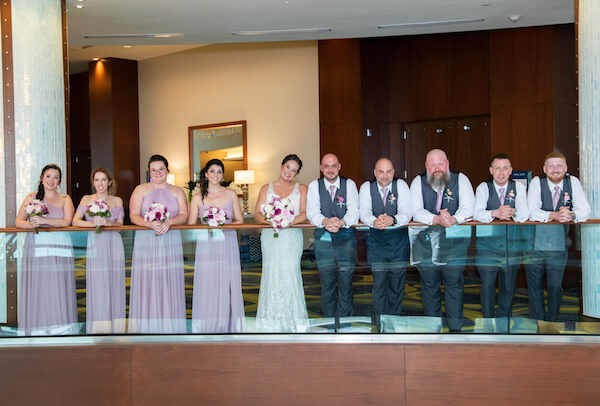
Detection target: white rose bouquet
<box><xmin>86</xmin><ymin>199</ymin><xmax>111</xmax><ymax>233</ymax></box>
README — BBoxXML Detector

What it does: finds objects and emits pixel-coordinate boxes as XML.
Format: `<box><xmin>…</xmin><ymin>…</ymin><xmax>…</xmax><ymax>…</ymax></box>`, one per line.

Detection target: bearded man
<box><xmin>526</xmin><ymin>152</ymin><xmax>590</xmax><ymax>322</ymax></box>
<box><xmin>409</xmin><ymin>149</ymin><xmax>474</xmax><ymax>332</ymax></box>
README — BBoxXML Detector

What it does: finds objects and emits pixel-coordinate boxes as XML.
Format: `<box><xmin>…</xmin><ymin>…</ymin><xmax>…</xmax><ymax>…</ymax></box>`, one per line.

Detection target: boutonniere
<box><xmin>335</xmin><ymin>195</ymin><xmax>345</xmax><ymax>208</ymax></box>
<box><xmin>506</xmin><ymin>189</ymin><xmax>515</xmax><ymax>203</ymax></box>
<box><xmin>387</xmin><ymin>193</ymin><xmax>397</xmax><ymax>205</ymax></box>
<box><xmin>562</xmin><ymin>192</ymin><xmax>571</xmax><ymax>205</ymax></box>
<box><xmin>443</xmin><ymin>188</ymin><xmax>454</xmax><ymax>203</ymax></box>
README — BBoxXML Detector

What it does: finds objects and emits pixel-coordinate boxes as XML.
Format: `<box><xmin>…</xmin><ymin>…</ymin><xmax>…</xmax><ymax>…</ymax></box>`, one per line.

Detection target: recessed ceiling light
<box><xmin>75</xmin><ymin>4</ymin><xmax>84</xmax><ymax>8</ymax></box>
<box><xmin>92</xmin><ymin>56</ymin><xmax>99</xmax><ymax>61</ymax></box>
<box><xmin>378</xmin><ymin>18</ymin><xmax>484</xmax><ymax>29</ymax></box>
<box><xmin>231</xmin><ymin>27</ymin><xmax>332</xmax><ymax>36</ymax></box>
<box><xmin>123</xmin><ymin>45</ymin><xmax>132</xmax><ymax>48</ymax></box>
<box><xmin>83</xmin><ymin>33</ymin><xmax>184</xmax><ymax>39</ymax></box>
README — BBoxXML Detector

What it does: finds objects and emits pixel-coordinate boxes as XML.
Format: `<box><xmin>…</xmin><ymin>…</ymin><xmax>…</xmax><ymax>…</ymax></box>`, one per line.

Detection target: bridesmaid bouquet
<box><xmin>202</xmin><ymin>206</ymin><xmax>228</xmax><ymax>227</ymax></box>
<box><xmin>144</xmin><ymin>202</ymin><xmax>170</xmax><ymax>222</ymax></box>
<box><xmin>260</xmin><ymin>196</ymin><xmax>295</xmax><ymax>238</ymax></box>
<box><xmin>25</xmin><ymin>199</ymin><xmax>49</xmax><ymax>234</ymax></box>
<box><xmin>86</xmin><ymin>199</ymin><xmax>111</xmax><ymax>233</ymax></box>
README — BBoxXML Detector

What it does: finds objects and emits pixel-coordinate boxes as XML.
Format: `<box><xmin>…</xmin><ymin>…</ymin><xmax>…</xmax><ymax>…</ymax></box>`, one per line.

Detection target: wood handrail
<box><xmin>2</xmin><ymin>219</ymin><xmax>600</xmax><ymax>233</ymax></box>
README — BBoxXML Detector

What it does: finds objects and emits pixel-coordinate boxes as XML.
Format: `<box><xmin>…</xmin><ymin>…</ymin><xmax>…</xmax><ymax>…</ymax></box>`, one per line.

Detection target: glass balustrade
<box><xmin>0</xmin><ymin>221</ymin><xmax>598</xmax><ymax>337</ymax></box>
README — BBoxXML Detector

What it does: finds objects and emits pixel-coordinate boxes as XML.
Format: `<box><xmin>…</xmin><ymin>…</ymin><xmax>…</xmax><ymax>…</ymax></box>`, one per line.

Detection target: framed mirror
<box><xmin>188</xmin><ymin>120</ymin><xmax>247</xmax><ymax>185</ymax></box>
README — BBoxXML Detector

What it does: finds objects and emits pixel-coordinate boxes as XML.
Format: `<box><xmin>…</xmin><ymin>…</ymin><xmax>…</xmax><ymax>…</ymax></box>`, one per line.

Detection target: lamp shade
<box><xmin>166</xmin><ymin>173</ymin><xmax>175</xmax><ymax>185</ymax></box>
<box><xmin>234</xmin><ymin>170</ymin><xmax>255</xmax><ymax>185</ymax></box>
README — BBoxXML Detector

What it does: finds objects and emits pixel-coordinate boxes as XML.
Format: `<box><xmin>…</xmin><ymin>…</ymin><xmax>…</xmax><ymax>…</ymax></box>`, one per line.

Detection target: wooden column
<box><xmin>89</xmin><ymin>58</ymin><xmax>140</xmax><ymax>211</ymax></box>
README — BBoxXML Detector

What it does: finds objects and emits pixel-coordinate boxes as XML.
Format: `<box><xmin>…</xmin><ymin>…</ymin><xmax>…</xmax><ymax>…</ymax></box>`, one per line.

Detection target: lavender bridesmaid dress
<box><xmin>129</xmin><ymin>184</ymin><xmax>186</xmax><ymax>333</ymax></box>
<box><xmin>192</xmin><ymin>200</ymin><xmax>245</xmax><ymax>333</ymax></box>
<box><xmin>77</xmin><ymin>205</ymin><xmax>126</xmax><ymax>334</ymax></box>
<box><xmin>19</xmin><ymin>201</ymin><xmax>77</xmax><ymax>336</ymax></box>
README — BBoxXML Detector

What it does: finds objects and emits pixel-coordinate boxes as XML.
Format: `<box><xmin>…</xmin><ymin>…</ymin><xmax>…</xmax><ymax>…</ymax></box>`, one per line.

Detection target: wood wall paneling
<box><xmin>447</xmin><ymin>32</ymin><xmax>490</xmax><ymax>118</ymax></box>
<box><xmin>405</xmin><ymin>344</ymin><xmax>600</xmax><ymax>405</ymax></box>
<box><xmin>3</xmin><ymin>342</ymin><xmax>600</xmax><ymax>405</ymax></box>
<box><xmin>89</xmin><ymin>60</ymin><xmax>114</xmax><ymax>170</ymax></box>
<box><xmin>318</xmin><ymin>40</ymin><xmax>362</xmax><ymax>182</ymax></box>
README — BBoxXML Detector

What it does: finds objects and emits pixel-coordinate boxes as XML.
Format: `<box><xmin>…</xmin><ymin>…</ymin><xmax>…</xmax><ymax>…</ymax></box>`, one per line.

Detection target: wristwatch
<box><xmin>392</xmin><ymin>216</ymin><xmax>397</xmax><ymax>225</ymax></box>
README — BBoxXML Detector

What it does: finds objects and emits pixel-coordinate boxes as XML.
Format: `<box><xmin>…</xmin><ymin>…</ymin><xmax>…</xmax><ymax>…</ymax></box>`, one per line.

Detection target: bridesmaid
<box><xmin>188</xmin><ymin>159</ymin><xmax>245</xmax><ymax>333</ymax></box>
<box><xmin>15</xmin><ymin>164</ymin><xmax>77</xmax><ymax>335</ymax></box>
<box><xmin>72</xmin><ymin>168</ymin><xmax>126</xmax><ymax>334</ymax></box>
<box><xmin>128</xmin><ymin>154</ymin><xmax>189</xmax><ymax>333</ymax></box>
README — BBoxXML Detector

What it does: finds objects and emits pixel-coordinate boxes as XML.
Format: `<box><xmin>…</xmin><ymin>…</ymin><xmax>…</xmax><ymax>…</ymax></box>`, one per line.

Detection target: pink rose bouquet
<box><xmin>260</xmin><ymin>196</ymin><xmax>295</xmax><ymax>238</ymax></box>
<box><xmin>202</xmin><ymin>206</ymin><xmax>228</xmax><ymax>227</ymax></box>
<box><xmin>25</xmin><ymin>199</ymin><xmax>49</xmax><ymax>234</ymax></box>
<box><xmin>86</xmin><ymin>199</ymin><xmax>111</xmax><ymax>233</ymax></box>
<box><xmin>144</xmin><ymin>202</ymin><xmax>170</xmax><ymax>222</ymax></box>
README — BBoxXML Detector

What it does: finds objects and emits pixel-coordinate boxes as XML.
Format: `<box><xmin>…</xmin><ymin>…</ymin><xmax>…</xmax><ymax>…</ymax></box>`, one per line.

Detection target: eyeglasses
<box><xmin>150</xmin><ymin>167</ymin><xmax>167</xmax><ymax>174</ymax></box>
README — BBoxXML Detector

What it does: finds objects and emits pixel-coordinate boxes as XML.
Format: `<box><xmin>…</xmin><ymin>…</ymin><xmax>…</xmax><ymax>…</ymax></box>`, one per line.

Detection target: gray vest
<box><xmin>369</xmin><ymin>180</ymin><xmax>398</xmax><ymax>216</ymax></box>
<box><xmin>486</xmin><ymin>180</ymin><xmax>517</xmax><ymax>211</ymax></box>
<box><xmin>540</xmin><ymin>175</ymin><xmax>573</xmax><ymax>211</ymax></box>
<box><xmin>420</xmin><ymin>171</ymin><xmax>460</xmax><ymax>215</ymax></box>
<box><xmin>318</xmin><ymin>177</ymin><xmax>348</xmax><ymax>219</ymax></box>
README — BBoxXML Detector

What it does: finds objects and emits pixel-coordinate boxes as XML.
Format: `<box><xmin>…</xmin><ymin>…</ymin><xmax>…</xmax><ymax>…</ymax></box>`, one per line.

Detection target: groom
<box><xmin>307</xmin><ymin>153</ymin><xmax>359</xmax><ymax>317</ymax></box>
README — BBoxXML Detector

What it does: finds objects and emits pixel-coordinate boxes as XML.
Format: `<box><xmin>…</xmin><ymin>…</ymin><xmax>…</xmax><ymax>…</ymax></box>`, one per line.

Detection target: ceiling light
<box><xmin>508</xmin><ymin>15</ymin><xmax>521</xmax><ymax>23</ymax></box>
<box><xmin>92</xmin><ymin>56</ymin><xmax>99</xmax><ymax>61</ymax></box>
<box><xmin>83</xmin><ymin>33</ymin><xmax>184</xmax><ymax>39</ymax></box>
<box><xmin>123</xmin><ymin>45</ymin><xmax>132</xmax><ymax>48</ymax></box>
<box><xmin>231</xmin><ymin>27</ymin><xmax>332</xmax><ymax>36</ymax></box>
<box><xmin>378</xmin><ymin>18</ymin><xmax>485</xmax><ymax>29</ymax></box>
<box><xmin>75</xmin><ymin>4</ymin><xmax>84</xmax><ymax>8</ymax></box>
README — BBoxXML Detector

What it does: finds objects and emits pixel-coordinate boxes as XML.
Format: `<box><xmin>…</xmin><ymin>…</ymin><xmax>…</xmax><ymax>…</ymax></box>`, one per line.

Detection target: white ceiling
<box><xmin>66</xmin><ymin>0</ymin><xmax>574</xmax><ymax>73</ymax></box>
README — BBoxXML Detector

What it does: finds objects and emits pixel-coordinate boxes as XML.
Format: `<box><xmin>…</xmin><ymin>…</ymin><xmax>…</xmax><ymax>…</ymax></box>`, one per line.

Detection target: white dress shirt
<box><xmin>474</xmin><ymin>180</ymin><xmax>529</xmax><ymax>223</ymax></box>
<box><xmin>358</xmin><ymin>179</ymin><xmax>412</xmax><ymax>227</ymax></box>
<box><xmin>409</xmin><ymin>172</ymin><xmax>475</xmax><ymax>225</ymax></box>
<box><xmin>527</xmin><ymin>176</ymin><xmax>590</xmax><ymax>223</ymax></box>
<box><xmin>307</xmin><ymin>177</ymin><xmax>359</xmax><ymax>228</ymax></box>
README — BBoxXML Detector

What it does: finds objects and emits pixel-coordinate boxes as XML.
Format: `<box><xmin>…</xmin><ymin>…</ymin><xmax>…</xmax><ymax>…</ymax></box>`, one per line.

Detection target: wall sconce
<box><xmin>234</xmin><ymin>170</ymin><xmax>255</xmax><ymax>215</ymax></box>
<box><xmin>167</xmin><ymin>173</ymin><xmax>175</xmax><ymax>185</ymax></box>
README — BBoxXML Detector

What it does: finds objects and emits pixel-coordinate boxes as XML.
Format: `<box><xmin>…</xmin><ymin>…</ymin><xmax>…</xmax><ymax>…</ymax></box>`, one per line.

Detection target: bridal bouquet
<box><xmin>25</xmin><ymin>199</ymin><xmax>49</xmax><ymax>234</ymax></box>
<box><xmin>260</xmin><ymin>196</ymin><xmax>295</xmax><ymax>238</ymax></box>
<box><xmin>86</xmin><ymin>199</ymin><xmax>111</xmax><ymax>233</ymax></box>
<box><xmin>144</xmin><ymin>202</ymin><xmax>170</xmax><ymax>222</ymax></box>
<box><xmin>202</xmin><ymin>206</ymin><xmax>228</xmax><ymax>227</ymax></box>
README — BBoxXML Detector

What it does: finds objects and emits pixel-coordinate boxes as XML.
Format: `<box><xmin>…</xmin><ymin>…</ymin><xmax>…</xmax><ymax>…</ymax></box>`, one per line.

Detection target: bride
<box><xmin>254</xmin><ymin>154</ymin><xmax>309</xmax><ymax>332</ymax></box>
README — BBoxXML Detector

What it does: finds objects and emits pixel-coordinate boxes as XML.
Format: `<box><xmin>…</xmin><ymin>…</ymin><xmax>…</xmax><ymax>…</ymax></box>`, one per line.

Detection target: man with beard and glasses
<box><xmin>474</xmin><ymin>154</ymin><xmax>528</xmax><ymax>320</ymax></box>
<box><xmin>409</xmin><ymin>149</ymin><xmax>474</xmax><ymax>332</ymax></box>
<box><xmin>359</xmin><ymin>158</ymin><xmax>411</xmax><ymax>327</ymax></box>
<box><xmin>307</xmin><ymin>153</ymin><xmax>359</xmax><ymax>319</ymax></box>
<box><xmin>526</xmin><ymin>152</ymin><xmax>590</xmax><ymax>322</ymax></box>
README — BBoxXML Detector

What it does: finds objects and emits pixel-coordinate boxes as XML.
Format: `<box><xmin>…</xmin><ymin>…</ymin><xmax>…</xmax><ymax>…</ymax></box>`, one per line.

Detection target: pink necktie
<box><xmin>329</xmin><ymin>184</ymin><xmax>336</xmax><ymax>201</ymax></box>
<box><xmin>382</xmin><ymin>188</ymin><xmax>388</xmax><ymax>207</ymax></box>
<box><xmin>499</xmin><ymin>188</ymin><xmax>505</xmax><ymax>206</ymax></box>
<box><xmin>552</xmin><ymin>186</ymin><xmax>560</xmax><ymax>210</ymax></box>
<box><xmin>435</xmin><ymin>190</ymin><xmax>442</xmax><ymax>212</ymax></box>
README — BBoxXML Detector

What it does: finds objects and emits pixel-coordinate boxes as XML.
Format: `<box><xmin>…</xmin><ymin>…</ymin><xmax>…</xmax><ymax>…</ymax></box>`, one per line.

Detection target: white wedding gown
<box><xmin>255</xmin><ymin>183</ymin><xmax>309</xmax><ymax>332</ymax></box>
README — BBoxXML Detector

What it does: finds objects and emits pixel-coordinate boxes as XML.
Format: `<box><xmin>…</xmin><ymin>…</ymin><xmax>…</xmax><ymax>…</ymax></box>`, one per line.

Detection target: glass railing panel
<box><xmin>1</xmin><ymin>221</ymin><xmax>600</xmax><ymax>338</ymax></box>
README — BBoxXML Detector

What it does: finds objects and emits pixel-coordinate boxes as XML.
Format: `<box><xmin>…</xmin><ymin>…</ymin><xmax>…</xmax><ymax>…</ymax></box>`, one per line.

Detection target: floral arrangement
<box><xmin>202</xmin><ymin>206</ymin><xmax>228</xmax><ymax>227</ymax></box>
<box><xmin>144</xmin><ymin>202</ymin><xmax>170</xmax><ymax>222</ymax></box>
<box><xmin>25</xmin><ymin>199</ymin><xmax>49</xmax><ymax>234</ymax></box>
<box><xmin>562</xmin><ymin>192</ymin><xmax>571</xmax><ymax>206</ymax></box>
<box><xmin>506</xmin><ymin>189</ymin><xmax>515</xmax><ymax>204</ymax></box>
<box><xmin>335</xmin><ymin>195</ymin><xmax>345</xmax><ymax>208</ymax></box>
<box><xmin>260</xmin><ymin>196</ymin><xmax>295</xmax><ymax>238</ymax></box>
<box><xmin>86</xmin><ymin>199</ymin><xmax>111</xmax><ymax>233</ymax></box>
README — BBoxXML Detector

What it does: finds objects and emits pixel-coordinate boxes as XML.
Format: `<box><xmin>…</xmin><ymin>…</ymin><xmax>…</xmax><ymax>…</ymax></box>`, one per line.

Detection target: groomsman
<box><xmin>526</xmin><ymin>151</ymin><xmax>590</xmax><ymax>321</ymax></box>
<box><xmin>359</xmin><ymin>158</ymin><xmax>412</xmax><ymax>320</ymax></box>
<box><xmin>307</xmin><ymin>153</ymin><xmax>359</xmax><ymax>317</ymax></box>
<box><xmin>409</xmin><ymin>149</ymin><xmax>474</xmax><ymax>331</ymax></box>
<box><xmin>474</xmin><ymin>154</ymin><xmax>528</xmax><ymax>318</ymax></box>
